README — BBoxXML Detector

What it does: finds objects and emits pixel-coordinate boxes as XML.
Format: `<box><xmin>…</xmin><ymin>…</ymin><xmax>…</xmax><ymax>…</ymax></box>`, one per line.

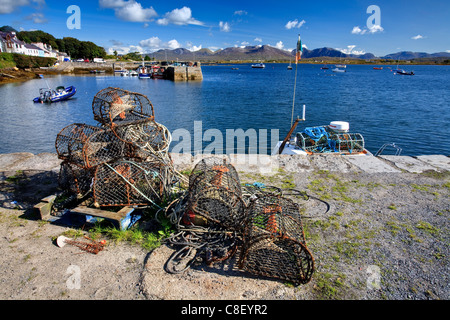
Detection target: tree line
<box><xmin>1</xmin><ymin>26</ymin><xmax>106</xmax><ymax>60</ymax></box>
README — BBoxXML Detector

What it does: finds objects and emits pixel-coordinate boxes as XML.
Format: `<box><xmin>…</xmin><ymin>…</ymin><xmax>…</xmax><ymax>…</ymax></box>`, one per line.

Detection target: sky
<box><xmin>1</xmin><ymin>0</ymin><xmax>449</xmax><ymax>57</ymax></box>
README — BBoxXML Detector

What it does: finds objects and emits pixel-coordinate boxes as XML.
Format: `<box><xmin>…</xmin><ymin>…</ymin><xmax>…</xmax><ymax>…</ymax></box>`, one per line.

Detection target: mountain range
<box><xmin>145</xmin><ymin>45</ymin><xmax>450</xmax><ymax>62</ymax></box>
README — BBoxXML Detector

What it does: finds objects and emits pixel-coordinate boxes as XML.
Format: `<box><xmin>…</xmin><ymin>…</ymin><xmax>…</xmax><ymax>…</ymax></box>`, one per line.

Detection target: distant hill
<box><xmin>381</xmin><ymin>51</ymin><xmax>450</xmax><ymax>60</ymax></box>
<box><xmin>145</xmin><ymin>45</ymin><xmax>449</xmax><ymax>62</ymax></box>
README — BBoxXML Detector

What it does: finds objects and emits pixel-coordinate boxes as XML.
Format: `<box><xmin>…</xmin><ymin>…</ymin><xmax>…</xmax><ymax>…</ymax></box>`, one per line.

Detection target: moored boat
<box><xmin>373</xmin><ymin>67</ymin><xmax>383</xmax><ymax>70</ymax></box>
<box><xmin>273</xmin><ymin>120</ymin><xmax>369</xmax><ymax>156</ymax></box>
<box><xmin>33</xmin><ymin>86</ymin><xmax>76</xmax><ymax>103</ymax></box>
<box><xmin>251</xmin><ymin>63</ymin><xmax>265</xmax><ymax>69</ymax></box>
<box><xmin>394</xmin><ymin>69</ymin><xmax>414</xmax><ymax>75</ymax></box>
<box><xmin>332</xmin><ymin>67</ymin><xmax>346</xmax><ymax>73</ymax></box>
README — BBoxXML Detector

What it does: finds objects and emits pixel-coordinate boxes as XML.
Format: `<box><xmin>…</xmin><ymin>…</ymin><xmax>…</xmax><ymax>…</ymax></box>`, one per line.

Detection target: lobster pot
<box><xmin>189</xmin><ymin>157</ymin><xmax>242</xmax><ymax>196</ymax></box>
<box><xmin>58</xmin><ymin>161</ymin><xmax>95</xmax><ymax>195</ymax></box>
<box><xmin>114</xmin><ymin>120</ymin><xmax>172</xmax><ymax>155</ymax></box>
<box><xmin>187</xmin><ymin>186</ymin><xmax>247</xmax><ymax>230</ymax></box>
<box><xmin>92</xmin><ymin>87</ymin><xmax>155</xmax><ymax>127</ymax></box>
<box><xmin>93</xmin><ymin>160</ymin><xmax>174</xmax><ymax>207</ymax></box>
<box><xmin>238</xmin><ymin>193</ymin><xmax>314</xmax><ymax>285</ymax></box>
<box><xmin>244</xmin><ymin>193</ymin><xmax>307</xmax><ymax>242</ymax></box>
<box><xmin>330</xmin><ymin>133</ymin><xmax>365</xmax><ymax>154</ymax></box>
<box><xmin>55</xmin><ymin>123</ymin><xmax>129</xmax><ymax>169</ymax></box>
<box><xmin>238</xmin><ymin>235</ymin><xmax>314</xmax><ymax>285</ymax></box>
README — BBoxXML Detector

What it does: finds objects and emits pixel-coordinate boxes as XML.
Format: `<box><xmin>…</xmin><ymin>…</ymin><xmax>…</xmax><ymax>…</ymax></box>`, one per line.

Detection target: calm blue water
<box><xmin>0</xmin><ymin>63</ymin><xmax>449</xmax><ymax>156</ymax></box>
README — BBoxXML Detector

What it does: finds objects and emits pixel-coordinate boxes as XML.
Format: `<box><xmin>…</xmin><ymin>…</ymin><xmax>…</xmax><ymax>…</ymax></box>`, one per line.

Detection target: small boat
<box><xmin>394</xmin><ymin>69</ymin><xmax>414</xmax><ymax>76</ymax></box>
<box><xmin>335</xmin><ymin>64</ymin><xmax>346</xmax><ymax>68</ymax></box>
<box><xmin>151</xmin><ymin>66</ymin><xmax>165</xmax><ymax>79</ymax></box>
<box><xmin>373</xmin><ymin>67</ymin><xmax>383</xmax><ymax>70</ymax></box>
<box><xmin>120</xmin><ymin>70</ymin><xmax>130</xmax><ymax>77</ymax></box>
<box><xmin>129</xmin><ymin>70</ymin><xmax>138</xmax><ymax>77</ymax></box>
<box><xmin>273</xmin><ymin>120</ymin><xmax>369</xmax><ymax>156</ymax></box>
<box><xmin>332</xmin><ymin>68</ymin><xmax>346</xmax><ymax>73</ymax></box>
<box><xmin>320</xmin><ymin>65</ymin><xmax>329</xmax><ymax>70</ymax></box>
<box><xmin>138</xmin><ymin>58</ymin><xmax>151</xmax><ymax>78</ymax></box>
<box><xmin>33</xmin><ymin>86</ymin><xmax>76</xmax><ymax>103</ymax></box>
<box><xmin>231</xmin><ymin>67</ymin><xmax>239</xmax><ymax>70</ymax></box>
<box><xmin>287</xmin><ymin>60</ymin><xmax>293</xmax><ymax>70</ymax></box>
<box><xmin>251</xmin><ymin>63</ymin><xmax>265</xmax><ymax>69</ymax></box>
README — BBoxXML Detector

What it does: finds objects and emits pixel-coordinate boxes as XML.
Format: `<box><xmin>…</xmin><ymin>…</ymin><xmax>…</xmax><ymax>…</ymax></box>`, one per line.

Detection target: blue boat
<box><xmin>33</xmin><ymin>86</ymin><xmax>77</xmax><ymax>103</ymax></box>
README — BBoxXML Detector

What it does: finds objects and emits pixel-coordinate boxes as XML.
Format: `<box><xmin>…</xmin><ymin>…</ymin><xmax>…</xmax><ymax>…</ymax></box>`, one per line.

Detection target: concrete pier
<box><xmin>165</xmin><ymin>64</ymin><xmax>203</xmax><ymax>81</ymax></box>
<box><xmin>0</xmin><ymin>152</ymin><xmax>448</xmax><ymax>174</ymax></box>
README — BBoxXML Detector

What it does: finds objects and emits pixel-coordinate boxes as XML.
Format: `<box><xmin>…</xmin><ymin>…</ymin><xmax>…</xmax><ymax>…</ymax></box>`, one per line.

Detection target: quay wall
<box><xmin>0</xmin><ymin>152</ymin><xmax>448</xmax><ymax>174</ymax></box>
<box><xmin>165</xmin><ymin>65</ymin><xmax>203</xmax><ymax>81</ymax></box>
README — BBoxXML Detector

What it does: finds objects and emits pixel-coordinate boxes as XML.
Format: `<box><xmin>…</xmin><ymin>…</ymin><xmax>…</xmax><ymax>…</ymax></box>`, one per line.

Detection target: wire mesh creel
<box><xmin>184</xmin><ymin>157</ymin><xmax>245</xmax><ymax>230</ymax></box>
<box><xmin>92</xmin><ymin>159</ymin><xmax>175</xmax><ymax>207</ymax></box>
<box><xmin>239</xmin><ymin>193</ymin><xmax>315</xmax><ymax>285</ymax></box>
<box><xmin>58</xmin><ymin>161</ymin><xmax>95</xmax><ymax>196</ymax></box>
<box><xmin>55</xmin><ymin>123</ymin><xmax>130</xmax><ymax>169</ymax></box>
<box><xmin>92</xmin><ymin>87</ymin><xmax>155</xmax><ymax>127</ymax></box>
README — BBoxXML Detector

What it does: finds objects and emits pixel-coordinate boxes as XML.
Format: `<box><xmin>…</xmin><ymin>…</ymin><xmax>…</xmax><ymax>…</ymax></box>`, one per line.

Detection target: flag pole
<box><xmin>291</xmin><ymin>34</ymin><xmax>301</xmax><ymax>127</ymax></box>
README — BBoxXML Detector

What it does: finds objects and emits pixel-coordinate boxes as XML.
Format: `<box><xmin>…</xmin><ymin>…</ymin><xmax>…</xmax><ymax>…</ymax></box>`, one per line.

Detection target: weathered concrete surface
<box><xmin>0</xmin><ymin>152</ymin><xmax>61</xmax><ymax>172</ymax></box>
<box><xmin>379</xmin><ymin>155</ymin><xmax>439</xmax><ymax>173</ymax></box>
<box><xmin>345</xmin><ymin>155</ymin><xmax>401</xmax><ymax>173</ymax></box>
<box><xmin>415</xmin><ymin>155</ymin><xmax>450</xmax><ymax>172</ymax></box>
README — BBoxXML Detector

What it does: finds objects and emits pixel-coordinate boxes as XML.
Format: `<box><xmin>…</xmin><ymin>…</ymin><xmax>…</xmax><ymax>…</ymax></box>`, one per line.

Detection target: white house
<box><xmin>0</xmin><ymin>31</ymin><xmax>26</xmax><ymax>54</ymax></box>
<box><xmin>32</xmin><ymin>42</ymin><xmax>57</xmax><ymax>58</ymax></box>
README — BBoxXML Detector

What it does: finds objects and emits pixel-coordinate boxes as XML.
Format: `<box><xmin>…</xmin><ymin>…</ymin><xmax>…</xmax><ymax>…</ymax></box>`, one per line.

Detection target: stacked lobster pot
<box><xmin>55</xmin><ymin>87</ymin><xmax>175</xmax><ymax>208</ymax></box>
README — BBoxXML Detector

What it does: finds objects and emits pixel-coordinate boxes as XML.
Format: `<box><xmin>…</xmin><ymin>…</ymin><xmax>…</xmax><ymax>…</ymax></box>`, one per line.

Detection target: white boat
<box><xmin>332</xmin><ymin>68</ymin><xmax>346</xmax><ymax>73</ymax></box>
<box><xmin>251</xmin><ymin>63</ymin><xmax>265</xmax><ymax>69</ymax></box>
<box><xmin>120</xmin><ymin>70</ymin><xmax>130</xmax><ymax>77</ymax></box>
<box><xmin>129</xmin><ymin>70</ymin><xmax>138</xmax><ymax>76</ymax></box>
<box><xmin>335</xmin><ymin>64</ymin><xmax>346</xmax><ymax>68</ymax></box>
<box><xmin>287</xmin><ymin>60</ymin><xmax>293</xmax><ymax>70</ymax></box>
<box><xmin>273</xmin><ymin>120</ymin><xmax>370</xmax><ymax>156</ymax></box>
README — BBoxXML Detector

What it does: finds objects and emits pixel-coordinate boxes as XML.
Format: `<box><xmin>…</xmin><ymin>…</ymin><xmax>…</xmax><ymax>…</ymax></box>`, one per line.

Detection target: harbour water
<box><xmin>0</xmin><ymin>63</ymin><xmax>449</xmax><ymax>156</ymax></box>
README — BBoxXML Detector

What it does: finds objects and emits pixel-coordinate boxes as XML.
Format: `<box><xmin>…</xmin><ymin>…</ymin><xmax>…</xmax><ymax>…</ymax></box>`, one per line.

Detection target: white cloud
<box><xmin>115</xmin><ymin>2</ymin><xmax>157</xmax><ymax>22</ymax></box>
<box><xmin>285</xmin><ymin>19</ymin><xmax>306</xmax><ymax>30</ymax></box>
<box><xmin>411</xmin><ymin>34</ymin><xmax>424</xmax><ymax>40</ymax></box>
<box><xmin>139</xmin><ymin>36</ymin><xmax>162</xmax><ymax>49</ymax></box>
<box><xmin>219</xmin><ymin>21</ymin><xmax>231</xmax><ymax>32</ymax></box>
<box><xmin>352</xmin><ymin>24</ymin><xmax>383</xmax><ymax>35</ymax></box>
<box><xmin>254</xmin><ymin>37</ymin><xmax>262</xmax><ymax>43</ymax></box>
<box><xmin>99</xmin><ymin>0</ymin><xmax>127</xmax><ymax>8</ymax></box>
<box><xmin>167</xmin><ymin>39</ymin><xmax>181</xmax><ymax>49</ymax></box>
<box><xmin>108</xmin><ymin>44</ymin><xmax>143</xmax><ymax>55</ymax></box>
<box><xmin>446</xmin><ymin>50</ymin><xmax>450</xmax><ymax>53</ymax></box>
<box><xmin>99</xmin><ymin>0</ymin><xmax>157</xmax><ymax>22</ymax></box>
<box><xmin>138</xmin><ymin>37</ymin><xmax>184</xmax><ymax>52</ymax></box>
<box><xmin>26</xmin><ymin>12</ymin><xmax>47</xmax><ymax>23</ymax></box>
<box><xmin>274</xmin><ymin>41</ymin><xmax>284</xmax><ymax>50</ymax></box>
<box><xmin>351</xmin><ymin>26</ymin><xmax>364</xmax><ymax>34</ymax></box>
<box><xmin>186</xmin><ymin>41</ymin><xmax>202</xmax><ymax>52</ymax></box>
<box><xmin>368</xmin><ymin>24</ymin><xmax>384</xmax><ymax>33</ymax></box>
<box><xmin>157</xmin><ymin>6</ymin><xmax>203</xmax><ymax>26</ymax></box>
<box><xmin>0</xmin><ymin>0</ymin><xmax>45</xmax><ymax>14</ymax></box>
<box><xmin>337</xmin><ymin>45</ymin><xmax>366</xmax><ymax>55</ymax></box>
<box><xmin>234</xmin><ymin>10</ymin><xmax>247</xmax><ymax>15</ymax></box>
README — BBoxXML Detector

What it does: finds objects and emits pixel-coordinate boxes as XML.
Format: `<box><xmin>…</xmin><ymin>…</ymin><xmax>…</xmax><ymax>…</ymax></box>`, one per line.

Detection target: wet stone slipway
<box><xmin>0</xmin><ymin>152</ymin><xmax>448</xmax><ymax>300</ymax></box>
